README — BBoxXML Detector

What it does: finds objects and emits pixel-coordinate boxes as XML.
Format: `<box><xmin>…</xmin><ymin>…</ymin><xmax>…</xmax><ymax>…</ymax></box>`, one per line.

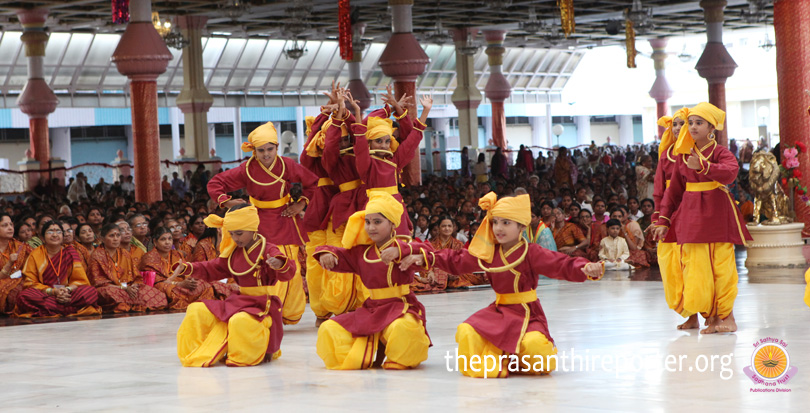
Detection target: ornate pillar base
<box><xmin>745</xmin><ymin>223</ymin><xmax>806</xmax><ymax>268</ymax></box>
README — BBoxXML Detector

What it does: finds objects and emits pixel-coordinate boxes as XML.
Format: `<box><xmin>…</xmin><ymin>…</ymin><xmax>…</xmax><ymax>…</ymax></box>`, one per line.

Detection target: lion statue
<box><xmin>748</xmin><ymin>151</ymin><xmax>792</xmax><ymax>225</ymax></box>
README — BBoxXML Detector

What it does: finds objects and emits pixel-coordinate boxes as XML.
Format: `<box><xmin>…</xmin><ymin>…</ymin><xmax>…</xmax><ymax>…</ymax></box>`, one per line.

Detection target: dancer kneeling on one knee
<box><xmin>174</xmin><ymin>204</ymin><xmax>295</xmax><ymax>367</ymax></box>
<box><xmin>314</xmin><ymin>191</ymin><xmax>432</xmax><ymax>371</ymax></box>
<box><xmin>399</xmin><ymin>192</ymin><xmax>604</xmax><ymax>378</ymax></box>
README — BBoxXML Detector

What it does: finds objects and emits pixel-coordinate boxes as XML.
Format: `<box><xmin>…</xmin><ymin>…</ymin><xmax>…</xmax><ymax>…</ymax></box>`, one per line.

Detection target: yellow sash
<box><xmin>366</xmin><ymin>186</ymin><xmax>398</xmax><ymax>196</ymax></box>
<box><xmin>238</xmin><ymin>285</ymin><xmax>277</xmax><ymax>297</ymax></box>
<box><xmin>339</xmin><ymin>179</ymin><xmax>362</xmax><ymax>192</ymax></box>
<box><xmin>250</xmin><ymin>194</ymin><xmax>290</xmax><ymax>209</ymax></box>
<box><xmin>685</xmin><ymin>181</ymin><xmax>723</xmax><ymax>192</ymax></box>
<box><xmin>495</xmin><ymin>289</ymin><xmax>538</xmax><ymax>305</ymax></box>
<box><xmin>318</xmin><ymin>177</ymin><xmax>335</xmax><ymax>187</ymax></box>
<box><xmin>368</xmin><ymin>284</ymin><xmax>409</xmax><ymax>300</ymax></box>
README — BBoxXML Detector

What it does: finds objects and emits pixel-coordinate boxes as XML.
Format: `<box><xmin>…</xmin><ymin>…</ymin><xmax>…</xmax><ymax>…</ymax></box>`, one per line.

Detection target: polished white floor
<box><xmin>1</xmin><ymin>277</ymin><xmax>807</xmax><ymax>411</ymax></box>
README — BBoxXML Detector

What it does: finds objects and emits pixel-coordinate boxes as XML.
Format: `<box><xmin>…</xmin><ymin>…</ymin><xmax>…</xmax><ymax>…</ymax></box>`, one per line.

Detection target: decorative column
<box><xmin>451</xmin><ymin>28</ymin><xmax>482</xmax><ymax>151</ymax></box>
<box><xmin>176</xmin><ymin>15</ymin><xmax>214</xmax><ymax>162</ymax></box>
<box><xmin>111</xmin><ymin>0</ymin><xmax>172</xmax><ymax>204</ymax></box>
<box><xmin>618</xmin><ymin>115</ymin><xmax>634</xmax><ymax>147</ymax></box>
<box><xmin>16</xmin><ymin>8</ymin><xmax>58</xmax><ymax>189</ymax></box>
<box><xmin>233</xmin><ymin>107</ymin><xmax>243</xmax><ymax>161</ymax></box>
<box><xmin>169</xmin><ymin>107</ymin><xmax>181</xmax><ymax>159</ymax></box>
<box><xmin>695</xmin><ymin>0</ymin><xmax>737</xmax><ymax>147</ymax></box>
<box><xmin>774</xmin><ymin>0</ymin><xmax>810</xmax><ymax>236</ymax></box>
<box><xmin>378</xmin><ymin>0</ymin><xmax>429</xmax><ymax>186</ymax></box>
<box><xmin>649</xmin><ymin>38</ymin><xmax>673</xmax><ymax>138</ymax></box>
<box><xmin>575</xmin><ymin>116</ymin><xmax>591</xmax><ymax>146</ymax></box>
<box><xmin>347</xmin><ymin>23</ymin><xmax>372</xmax><ymax>111</ymax></box>
<box><xmin>484</xmin><ymin>30</ymin><xmax>511</xmax><ymax>150</ymax></box>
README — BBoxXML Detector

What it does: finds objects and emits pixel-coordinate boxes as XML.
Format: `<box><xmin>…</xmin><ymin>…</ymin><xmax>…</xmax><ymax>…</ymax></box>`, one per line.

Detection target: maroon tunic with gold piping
<box><xmin>300</xmin><ymin>112</ymin><xmax>338</xmax><ymax>233</ymax></box>
<box><xmin>652</xmin><ymin>145</ymin><xmax>680</xmax><ymax>243</ymax></box>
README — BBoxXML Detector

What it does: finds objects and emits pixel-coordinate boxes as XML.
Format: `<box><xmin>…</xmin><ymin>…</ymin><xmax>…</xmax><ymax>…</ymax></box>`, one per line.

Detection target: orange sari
<box><xmin>189</xmin><ymin>238</ymin><xmax>218</xmax><ymax>263</ymax></box>
<box><xmin>140</xmin><ymin>249</ymin><xmax>229</xmax><ymax>309</ymax></box>
<box><xmin>411</xmin><ymin>237</ymin><xmax>487</xmax><ymax>292</ymax></box>
<box><xmin>90</xmin><ymin>247</ymin><xmax>167</xmax><ymax>313</ymax></box>
<box><xmin>15</xmin><ymin>245</ymin><xmax>100</xmax><ymax>317</ymax></box>
<box><xmin>0</xmin><ymin>239</ymin><xmax>32</xmax><ymax>314</ymax></box>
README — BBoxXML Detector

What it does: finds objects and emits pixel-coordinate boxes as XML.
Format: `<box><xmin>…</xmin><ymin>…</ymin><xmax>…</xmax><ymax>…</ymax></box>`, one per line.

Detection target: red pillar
<box><xmin>111</xmin><ymin>0</ymin><xmax>171</xmax><ymax>204</ymax></box>
<box><xmin>696</xmin><ymin>0</ymin><xmax>737</xmax><ymax>147</ymax></box>
<box><xmin>378</xmin><ymin>0</ymin><xmax>429</xmax><ymax>186</ymax></box>
<box><xmin>16</xmin><ymin>8</ymin><xmax>58</xmax><ymax>187</ymax></box>
<box><xmin>774</xmin><ymin>0</ymin><xmax>810</xmax><ymax>236</ymax></box>
<box><xmin>484</xmin><ymin>30</ymin><xmax>510</xmax><ymax>150</ymax></box>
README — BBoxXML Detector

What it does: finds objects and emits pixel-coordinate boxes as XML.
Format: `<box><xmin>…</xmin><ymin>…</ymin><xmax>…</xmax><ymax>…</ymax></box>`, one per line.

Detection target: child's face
<box><xmin>688</xmin><ymin>115</ymin><xmax>714</xmax><ymax>141</ymax></box>
<box><xmin>628</xmin><ymin>199</ymin><xmax>639</xmax><ymax>211</ymax></box>
<box><xmin>530</xmin><ymin>212</ymin><xmax>540</xmax><ymax>227</ymax></box>
<box><xmin>365</xmin><ymin>213</ymin><xmax>394</xmax><ymax>244</ymax></box>
<box><xmin>369</xmin><ymin>135</ymin><xmax>392</xmax><ymax>151</ymax></box>
<box><xmin>611</xmin><ymin>210</ymin><xmax>624</xmax><ymax>222</ymax></box>
<box><xmin>594</xmin><ymin>202</ymin><xmax>606</xmax><ymax>214</ymax></box>
<box><xmin>672</xmin><ymin>117</ymin><xmax>685</xmax><ymax>137</ymax></box>
<box><xmin>417</xmin><ymin>216</ymin><xmax>428</xmax><ymax>229</ymax></box>
<box><xmin>491</xmin><ymin>216</ymin><xmax>523</xmax><ymax>246</ymax></box>
<box><xmin>608</xmin><ymin>225</ymin><xmax>621</xmax><ymax>238</ymax></box>
<box><xmin>640</xmin><ymin>201</ymin><xmax>654</xmax><ymax>216</ymax></box>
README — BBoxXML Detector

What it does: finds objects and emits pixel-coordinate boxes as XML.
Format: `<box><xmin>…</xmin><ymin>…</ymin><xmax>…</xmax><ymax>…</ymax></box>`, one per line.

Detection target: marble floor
<box><xmin>1</xmin><ymin>267</ymin><xmax>807</xmax><ymax>412</ymax></box>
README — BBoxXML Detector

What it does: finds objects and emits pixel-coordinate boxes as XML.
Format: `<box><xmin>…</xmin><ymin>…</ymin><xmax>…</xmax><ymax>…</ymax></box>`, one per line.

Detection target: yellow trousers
<box><xmin>176</xmin><ymin>302</ymin><xmax>280</xmax><ymax>367</ymax></box>
<box><xmin>804</xmin><ymin>268</ymin><xmax>810</xmax><ymax>308</ymax></box>
<box><xmin>305</xmin><ymin>230</ymin><xmax>330</xmax><ymax>319</ymax></box>
<box><xmin>316</xmin><ymin>313</ymin><xmax>430</xmax><ymax>370</ymax></box>
<box><xmin>320</xmin><ymin>222</ymin><xmax>368</xmax><ymax>315</ymax></box>
<box><xmin>274</xmin><ymin>244</ymin><xmax>305</xmax><ymax>325</ymax></box>
<box><xmin>455</xmin><ymin>323</ymin><xmax>556</xmax><ymax>378</ymax></box>
<box><xmin>658</xmin><ymin>241</ymin><xmax>684</xmax><ymax>314</ymax></box>
<box><xmin>680</xmin><ymin>243</ymin><xmax>737</xmax><ymax>319</ymax></box>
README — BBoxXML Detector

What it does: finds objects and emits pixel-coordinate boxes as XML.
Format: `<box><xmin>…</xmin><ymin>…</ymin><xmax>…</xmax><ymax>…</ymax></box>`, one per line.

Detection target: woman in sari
<box><xmin>115</xmin><ymin>217</ymin><xmax>144</xmax><ymax>270</ymax></box>
<box><xmin>15</xmin><ymin>220</ymin><xmax>99</xmax><ymax>317</ymax></box>
<box><xmin>90</xmin><ymin>223</ymin><xmax>167</xmax><ymax>313</ymax></box>
<box><xmin>0</xmin><ymin>213</ymin><xmax>32</xmax><ymax>314</ymax></box>
<box><xmin>412</xmin><ymin>216</ymin><xmax>485</xmax><ymax>292</ymax></box>
<box><xmin>179</xmin><ymin>214</ymin><xmax>206</xmax><ymax>258</ymax></box>
<box><xmin>141</xmin><ymin>228</ymin><xmax>230</xmax><ymax>309</ymax></box>
<box><xmin>190</xmin><ymin>227</ymin><xmax>219</xmax><ymax>263</ymax></box>
<box><xmin>77</xmin><ymin>223</ymin><xmax>96</xmax><ymax>258</ymax></box>
<box><xmin>167</xmin><ymin>218</ymin><xmax>187</xmax><ymax>258</ymax></box>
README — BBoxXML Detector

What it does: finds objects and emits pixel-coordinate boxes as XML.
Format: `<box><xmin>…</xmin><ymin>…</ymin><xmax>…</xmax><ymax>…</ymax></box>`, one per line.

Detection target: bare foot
<box><xmin>700</xmin><ymin>316</ymin><xmax>718</xmax><ymax>334</ymax></box>
<box><xmin>677</xmin><ymin>314</ymin><xmax>699</xmax><ymax>330</ymax></box>
<box><xmin>715</xmin><ymin>312</ymin><xmax>737</xmax><ymax>333</ymax></box>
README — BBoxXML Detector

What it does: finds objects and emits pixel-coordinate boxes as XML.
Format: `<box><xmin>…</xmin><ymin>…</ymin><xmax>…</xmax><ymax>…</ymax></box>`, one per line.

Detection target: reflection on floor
<box><xmin>0</xmin><ymin>247</ymin><xmax>806</xmax><ymax>410</ymax></box>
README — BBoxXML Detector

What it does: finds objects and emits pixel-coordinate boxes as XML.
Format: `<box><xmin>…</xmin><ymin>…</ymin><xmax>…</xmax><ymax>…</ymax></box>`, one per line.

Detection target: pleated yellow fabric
<box><xmin>804</xmin><ymin>268</ymin><xmax>810</xmax><ymax>308</ymax></box>
<box><xmin>680</xmin><ymin>243</ymin><xmax>737</xmax><ymax>319</ymax></box>
<box><xmin>455</xmin><ymin>323</ymin><xmax>557</xmax><ymax>378</ymax></box>
<box><xmin>657</xmin><ymin>241</ymin><xmax>684</xmax><ymax>314</ymax></box>
<box><xmin>305</xmin><ymin>230</ymin><xmax>330</xmax><ymax>318</ymax></box>
<box><xmin>272</xmin><ymin>244</ymin><xmax>305</xmax><ymax>325</ymax></box>
<box><xmin>321</xmin><ymin>221</ymin><xmax>367</xmax><ymax>315</ymax></box>
<box><xmin>657</xmin><ymin>107</ymin><xmax>689</xmax><ymax>157</ymax></box>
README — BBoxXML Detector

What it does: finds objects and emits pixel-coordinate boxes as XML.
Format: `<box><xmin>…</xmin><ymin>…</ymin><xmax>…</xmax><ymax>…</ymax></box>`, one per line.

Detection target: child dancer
<box><xmin>314</xmin><ymin>191</ymin><xmax>431</xmax><ymax>370</ymax></box>
<box><xmin>654</xmin><ymin>102</ymin><xmax>752</xmax><ymax>334</ymax></box>
<box><xmin>654</xmin><ymin>108</ymin><xmax>697</xmax><ymax>329</ymax></box>
<box><xmin>207</xmin><ymin>121</ymin><xmax>318</xmax><ymax>325</ymax></box>
<box><xmin>174</xmin><ymin>205</ymin><xmax>295</xmax><ymax>367</ymax></box>
<box><xmin>401</xmin><ymin>193</ymin><xmax>603</xmax><ymax>378</ymax></box>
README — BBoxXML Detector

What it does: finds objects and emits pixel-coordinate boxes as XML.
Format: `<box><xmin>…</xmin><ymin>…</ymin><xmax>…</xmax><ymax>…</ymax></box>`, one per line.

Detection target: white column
<box><xmin>233</xmin><ymin>107</ymin><xmax>242</xmax><ymax>161</ymax></box>
<box><xmin>545</xmin><ymin>104</ymin><xmax>553</xmax><ymax>149</ymax></box>
<box><xmin>50</xmin><ymin>127</ymin><xmax>71</xmax><ymax>167</ymax></box>
<box><xmin>296</xmin><ymin>106</ymin><xmax>305</xmax><ymax>155</ymax></box>
<box><xmin>528</xmin><ymin>116</ymin><xmax>543</xmax><ymax>149</ymax></box>
<box><xmin>170</xmin><ymin>107</ymin><xmax>181</xmax><ymax>158</ymax></box>
<box><xmin>124</xmin><ymin>125</ymin><xmax>134</xmax><ymax>162</ymax></box>
<box><xmin>207</xmin><ymin>124</ymin><xmax>216</xmax><ymax>156</ymax></box>
<box><xmin>618</xmin><ymin>115</ymin><xmax>634</xmax><ymax>146</ymax></box>
<box><xmin>484</xmin><ymin>116</ymin><xmax>493</xmax><ymax>146</ymax></box>
<box><xmin>575</xmin><ymin>115</ymin><xmax>591</xmax><ymax>146</ymax></box>
<box><xmin>432</xmin><ymin>117</ymin><xmax>451</xmax><ymax>144</ymax></box>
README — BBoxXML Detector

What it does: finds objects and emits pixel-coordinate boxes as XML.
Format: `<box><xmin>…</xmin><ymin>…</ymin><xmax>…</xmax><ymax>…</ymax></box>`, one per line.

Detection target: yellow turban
<box><xmin>366</xmin><ymin>117</ymin><xmax>399</xmax><ymax>152</ymax></box>
<box><xmin>204</xmin><ymin>205</ymin><xmax>260</xmax><ymax>258</ymax></box>
<box><xmin>305</xmin><ymin>118</ymin><xmax>349</xmax><ymax>158</ymax></box>
<box><xmin>469</xmin><ymin>192</ymin><xmax>531</xmax><ymax>263</ymax></box>
<box><xmin>673</xmin><ymin>102</ymin><xmax>725</xmax><ymax>155</ymax></box>
<box><xmin>305</xmin><ymin>116</ymin><xmax>316</xmax><ymax>137</ymax></box>
<box><xmin>657</xmin><ymin>107</ymin><xmax>689</xmax><ymax>157</ymax></box>
<box><xmin>341</xmin><ymin>191</ymin><xmax>404</xmax><ymax>249</ymax></box>
<box><xmin>242</xmin><ymin>122</ymin><xmax>278</xmax><ymax>153</ymax></box>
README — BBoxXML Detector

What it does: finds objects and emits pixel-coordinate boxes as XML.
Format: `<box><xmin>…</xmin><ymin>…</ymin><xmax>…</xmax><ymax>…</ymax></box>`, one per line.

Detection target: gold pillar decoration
<box><xmin>626</xmin><ymin>19</ymin><xmax>637</xmax><ymax>68</ymax></box>
<box><xmin>558</xmin><ymin>0</ymin><xmax>575</xmax><ymax>37</ymax></box>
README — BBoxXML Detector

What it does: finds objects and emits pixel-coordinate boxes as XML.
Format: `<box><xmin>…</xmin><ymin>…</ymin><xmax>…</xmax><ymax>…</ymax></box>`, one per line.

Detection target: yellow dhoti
<box><xmin>305</xmin><ymin>230</ymin><xmax>330</xmax><ymax>319</ymax></box>
<box><xmin>176</xmin><ymin>302</ymin><xmax>280</xmax><ymax>367</ymax></box>
<box><xmin>679</xmin><ymin>242</ymin><xmax>737</xmax><ymax>319</ymax></box>
<box><xmin>320</xmin><ymin>222</ymin><xmax>368</xmax><ymax>315</ymax></box>
<box><xmin>804</xmin><ymin>268</ymin><xmax>810</xmax><ymax>308</ymax></box>
<box><xmin>455</xmin><ymin>322</ymin><xmax>556</xmax><ymax>378</ymax></box>
<box><xmin>316</xmin><ymin>313</ymin><xmax>429</xmax><ymax>370</ymax></box>
<box><xmin>273</xmin><ymin>244</ymin><xmax>305</xmax><ymax>325</ymax></box>
<box><xmin>658</xmin><ymin>241</ymin><xmax>684</xmax><ymax>314</ymax></box>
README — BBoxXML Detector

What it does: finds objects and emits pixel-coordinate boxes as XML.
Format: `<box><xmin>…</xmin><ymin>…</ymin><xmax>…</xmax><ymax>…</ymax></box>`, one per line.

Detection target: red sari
<box><xmin>15</xmin><ymin>245</ymin><xmax>100</xmax><ymax>317</ymax></box>
<box><xmin>177</xmin><ymin>239</ymin><xmax>296</xmax><ymax>357</ymax></box>
<box><xmin>190</xmin><ymin>237</ymin><xmax>219</xmax><ymax>263</ymax></box>
<box><xmin>90</xmin><ymin>247</ymin><xmax>167</xmax><ymax>313</ymax></box>
<box><xmin>0</xmin><ymin>239</ymin><xmax>32</xmax><ymax>314</ymax></box>
<box><xmin>139</xmin><ymin>249</ymin><xmax>228</xmax><ymax>310</ymax></box>
<box><xmin>411</xmin><ymin>237</ymin><xmax>486</xmax><ymax>292</ymax></box>
<box><xmin>427</xmin><ymin>242</ymin><xmax>593</xmax><ymax>353</ymax></box>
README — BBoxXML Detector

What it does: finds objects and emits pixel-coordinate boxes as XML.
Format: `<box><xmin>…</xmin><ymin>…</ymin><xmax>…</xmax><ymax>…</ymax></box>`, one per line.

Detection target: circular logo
<box><xmin>752</xmin><ymin>343</ymin><xmax>790</xmax><ymax>380</ymax></box>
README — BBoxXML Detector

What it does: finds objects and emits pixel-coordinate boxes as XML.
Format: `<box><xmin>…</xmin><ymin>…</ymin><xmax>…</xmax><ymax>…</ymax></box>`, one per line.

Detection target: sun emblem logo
<box><xmin>753</xmin><ymin>344</ymin><xmax>788</xmax><ymax>380</ymax></box>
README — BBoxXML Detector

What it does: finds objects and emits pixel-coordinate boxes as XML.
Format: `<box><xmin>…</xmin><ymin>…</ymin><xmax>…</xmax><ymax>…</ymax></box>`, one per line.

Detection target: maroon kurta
<box><xmin>428</xmin><ymin>242</ymin><xmax>591</xmax><ymax>353</ymax></box>
<box><xmin>350</xmin><ymin>115</ymin><xmax>425</xmax><ymax>235</ymax></box>
<box><xmin>652</xmin><ymin>145</ymin><xmax>679</xmax><ymax>243</ymax></box>
<box><xmin>656</xmin><ymin>141</ymin><xmax>752</xmax><ymax>245</ymax></box>
<box><xmin>207</xmin><ymin>156</ymin><xmax>319</xmax><ymax>245</ymax></box>
<box><xmin>300</xmin><ymin>112</ymin><xmax>339</xmax><ymax>233</ymax></box>
<box><xmin>324</xmin><ymin>116</ymin><xmax>367</xmax><ymax>229</ymax></box>
<box><xmin>314</xmin><ymin>239</ymin><xmax>431</xmax><ymax>340</ymax></box>
<box><xmin>179</xmin><ymin>240</ymin><xmax>296</xmax><ymax>355</ymax></box>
